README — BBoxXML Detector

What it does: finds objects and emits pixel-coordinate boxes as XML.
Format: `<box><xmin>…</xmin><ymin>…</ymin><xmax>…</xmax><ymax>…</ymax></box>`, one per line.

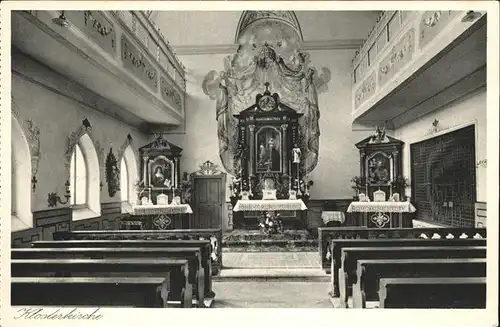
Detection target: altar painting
<box><xmin>149</xmin><ymin>156</ymin><xmax>174</xmax><ymax>189</ymax></box>
<box><xmin>256</xmin><ymin>127</ymin><xmax>282</xmax><ymax>173</ymax></box>
<box><xmin>366</xmin><ymin>152</ymin><xmax>393</xmax><ymax>185</ymax></box>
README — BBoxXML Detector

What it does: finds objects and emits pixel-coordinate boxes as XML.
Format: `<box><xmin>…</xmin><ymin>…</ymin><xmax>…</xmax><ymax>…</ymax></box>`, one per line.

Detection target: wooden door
<box><xmin>192</xmin><ymin>176</ymin><xmax>225</xmax><ymax>228</ymax></box>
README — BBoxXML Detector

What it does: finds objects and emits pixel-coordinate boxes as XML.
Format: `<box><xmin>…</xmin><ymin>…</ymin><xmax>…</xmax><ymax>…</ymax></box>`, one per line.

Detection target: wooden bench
<box><xmin>378</xmin><ymin>277</ymin><xmax>487</xmax><ymax>308</ymax></box>
<box><xmin>319</xmin><ymin>227</ymin><xmax>487</xmax><ymax>272</ymax></box>
<box><xmin>32</xmin><ymin>239</ymin><xmax>215</xmax><ymax>299</ymax></box>
<box><xmin>13</xmin><ymin>246</ymin><xmax>208</xmax><ymax>307</ymax></box>
<box><xmin>53</xmin><ymin>229</ymin><xmax>223</xmax><ymax>274</ymax></box>
<box><xmin>12</xmin><ymin>277</ymin><xmax>170</xmax><ymax>308</ymax></box>
<box><xmin>328</xmin><ymin>238</ymin><xmax>486</xmax><ymax>297</ymax></box>
<box><xmin>338</xmin><ymin>246</ymin><xmax>486</xmax><ymax>307</ymax></box>
<box><xmin>11</xmin><ymin>258</ymin><xmax>193</xmax><ymax>308</ymax></box>
<box><xmin>352</xmin><ymin>258</ymin><xmax>487</xmax><ymax>308</ymax></box>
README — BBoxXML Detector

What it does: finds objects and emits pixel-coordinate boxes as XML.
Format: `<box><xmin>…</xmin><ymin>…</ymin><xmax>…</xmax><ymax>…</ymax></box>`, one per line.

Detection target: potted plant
<box><xmin>350</xmin><ymin>176</ymin><xmax>366</xmax><ymax>200</ymax></box>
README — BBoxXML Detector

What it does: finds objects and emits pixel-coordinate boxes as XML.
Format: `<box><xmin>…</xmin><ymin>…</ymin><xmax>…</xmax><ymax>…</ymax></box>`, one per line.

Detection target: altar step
<box><xmin>214</xmin><ymin>268</ymin><xmax>329</xmax><ymax>282</ymax></box>
<box><xmin>222</xmin><ymin>229</ymin><xmax>318</xmax><ymax>252</ymax></box>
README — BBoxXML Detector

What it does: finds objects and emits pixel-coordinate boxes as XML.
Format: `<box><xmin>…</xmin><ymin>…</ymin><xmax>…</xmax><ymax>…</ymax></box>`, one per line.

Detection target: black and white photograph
<box><xmin>0</xmin><ymin>3</ymin><xmax>498</xmax><ymax>327</ymax></box>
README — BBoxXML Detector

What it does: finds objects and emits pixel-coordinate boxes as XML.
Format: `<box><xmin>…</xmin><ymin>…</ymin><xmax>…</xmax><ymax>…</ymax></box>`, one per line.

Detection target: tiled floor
<box><xmin>223</xmin><ymin>252</ymin><xmax>320</xmax><ymax>268</ymax></box>
<box><xmin>213</xmin><ymin>252</ymin><xmax>331</xmax><ymax>308</ymax></box>
<box><xmin>212</xmin><ymin>281</ymin><xmax>333</xmax><ymax>308</ymax></box>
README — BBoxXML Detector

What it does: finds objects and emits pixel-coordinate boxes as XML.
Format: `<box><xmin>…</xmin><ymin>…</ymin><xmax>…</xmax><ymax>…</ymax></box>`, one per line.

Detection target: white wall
<box><xmin>394</xmin><ymin>87</ymin><xmax>487</xmax><ymax>202</ymax></box>
<box><xmin>12</xmin><ymin>53</ymin><xmax>150</xmax><ymax>212</ymax></box>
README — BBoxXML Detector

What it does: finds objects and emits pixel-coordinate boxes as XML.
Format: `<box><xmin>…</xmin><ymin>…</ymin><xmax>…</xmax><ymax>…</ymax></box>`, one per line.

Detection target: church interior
<box><xmin>7</xmin><ymin>9</ymin><xmax>492</xmax><ymax>310</ymax></box>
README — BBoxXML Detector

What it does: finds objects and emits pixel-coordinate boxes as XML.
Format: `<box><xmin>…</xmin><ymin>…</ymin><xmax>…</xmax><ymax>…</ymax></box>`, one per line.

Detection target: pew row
<box><xmin>12</xmin><ymin>277</ymin><xmax>170</xmax><ymax>308</ymax></box>
<box><xmin>11</xmin><ymin>258</ymin><xmax>193</xmax><ymax>308</ymax></box>
<box><xmin>352</xmin><ymin>258</ymin><xmax>487</xmax><ymax>308</ymax></box>
<box><xmin>318</xmin><ymin>227</ymin><xmax>486</xmax><ymax>272</ymax></box>
<box><xmin>13</xmin><ymin>246</ymin><xmax>209</xmax><ymax>307</ymax></box>
<box><xmin>31</xmin><ymin>239</ymin><xmax>215</xmax><ymax>299</ymax></box>
<box><xmin>328</xmin><ymin>238</ymin><xmax>486</xmax><ymax>297</ymax></box>
<box><xmin>338</xmin><ymin>246</ymin><xmax>486</xmax><ymax>308</ymax></box>
<box><xmin>53</xmin><ymin>229</ymin><xmax>223</xmax><ymax>274</ymax></box>
<box><xmin>378</xmin><ymin>277</ymin><xmax>487</xmax><ymax>308</ymax></box>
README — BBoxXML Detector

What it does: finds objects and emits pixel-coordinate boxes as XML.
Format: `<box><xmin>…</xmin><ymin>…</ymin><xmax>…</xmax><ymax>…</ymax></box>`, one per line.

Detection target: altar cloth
<box><xmin>131</xmin><ymin>204</ymin><xmax>193</xmax><ymax>216</ymax></box>
<box><xmin>347</xmin><ymin>201</ymin><xmax>416</xmax><ymax>213</ymax></box>
<box><xmin>233</xmin><ymin>199</ymin><xmax>307</xmax><ymax>212</ymax></box>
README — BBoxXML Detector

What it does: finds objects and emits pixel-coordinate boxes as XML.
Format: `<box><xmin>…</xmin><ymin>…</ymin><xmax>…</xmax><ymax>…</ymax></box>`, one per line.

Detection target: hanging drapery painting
<box><xmin>203</xmin><ymin>11</ymin><xmax>331</xmax><ymax>177</ymax></box>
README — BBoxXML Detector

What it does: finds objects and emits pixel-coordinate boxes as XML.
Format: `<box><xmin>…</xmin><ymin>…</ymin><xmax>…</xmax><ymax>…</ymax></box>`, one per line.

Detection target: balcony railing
<box><xmin>351</xmin><ymin>10</ymin><xmax>486</xmax><ymax>125</ymax></box>
<box><xmin>113</xmin><ymin>11</ymin><xmax>186</xmax><ymax>91</ymax></box>
<box><xmin>17</xmin><ymin>10</ymin><xmax>187</xmax><ymax>126</ymax></box>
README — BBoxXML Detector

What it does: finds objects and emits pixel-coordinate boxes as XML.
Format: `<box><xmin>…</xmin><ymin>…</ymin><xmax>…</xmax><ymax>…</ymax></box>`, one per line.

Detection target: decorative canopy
<box><xmin>139</xmin><ymin>134</ymin><xmax>183</xmax><ymax>157</ymax></box>
<box><xmin>203</xmin><ymin>11</ymin><xmax>331</xmax><ymax>176</ymax></box>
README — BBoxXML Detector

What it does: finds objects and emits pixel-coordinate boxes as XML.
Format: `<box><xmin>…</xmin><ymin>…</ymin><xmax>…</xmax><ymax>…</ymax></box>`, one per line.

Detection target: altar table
<box><xmin>233</xmin><ymin>199</ymin><xmax>307</xmax><ymax>212</ymax></box>
<box><xmin>121</xmin><ymin>204</ymin><xmax>193</xmax><ymax>230</ymax></box>
<box><xmin>347</xmin><ymin>201</ymin><xmax>416</xmax><ymax>228</ymax></box>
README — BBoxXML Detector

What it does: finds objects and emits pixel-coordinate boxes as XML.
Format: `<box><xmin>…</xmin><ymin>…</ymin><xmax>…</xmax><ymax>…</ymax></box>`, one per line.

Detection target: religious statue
<box><xmin>369</xmin><ymin>125</ymin><xmax>387</xmax><ymax>144</ymax></box>
<box><xmin>292</xmin><ymin>145</ymin><xmax>301</xmax><ymax>164</ymax></box>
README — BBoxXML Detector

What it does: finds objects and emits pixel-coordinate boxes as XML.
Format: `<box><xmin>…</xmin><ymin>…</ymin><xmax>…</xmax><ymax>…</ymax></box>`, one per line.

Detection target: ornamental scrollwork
<box><xmin>84</xmin><ymin>11</ymin><xmax>113</xmax><ymax>36</ymax></box>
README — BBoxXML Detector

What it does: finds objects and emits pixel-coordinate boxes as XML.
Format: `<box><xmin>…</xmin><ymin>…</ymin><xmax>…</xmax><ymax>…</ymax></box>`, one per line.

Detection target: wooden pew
<box><xmin>318</xmin><ymin>227</ymin><xmax>487</xmax><ymax>272</ymax></box>
<box><xmin>12</xmin><ymin>277</ymin><xmax>170</xmax><ymax>308</ymax></box>
<box><xmin>11</xmin><ymin>258</ymin><xmax>193</xmax><ymax>308</ymax></box>
<box><xmin>53</xmin><ymin>229</ymin><xmax>223</xmax><ymax>274</ymax></box>
<box><xmin>378</xmin><ymin>277</ymin><xmax>487</xmax><ymax>308</ymax></box>
<box><xmin>338</xmin><ymin>246</ymin><xmax>486</xmax><ymax>307</ymax></box>
<box><xmin>12</xmin><ymin>247</ymin><xmax>208</xmax><ymax>307</ymax></box>
<box><xmin>32</xmin><ymin>239</ymin><xmax>215</xmax><ymax>299</ymax></box>
<box><xmin>328</xmin><ymin>238</ymin><xmax>486</xmax><ymax>297</ymax></box>
<box><xmin>352</xmin><ymin>258</ymin><xmax>487</xmax><ymax>308</ymax></box>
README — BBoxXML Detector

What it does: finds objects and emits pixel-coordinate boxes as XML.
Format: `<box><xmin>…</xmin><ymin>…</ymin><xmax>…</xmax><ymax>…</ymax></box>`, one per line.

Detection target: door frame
<box><xmin>190</xmin><ymin>161</ymin><xmax>227</xmax><ymax>230</ymax></box>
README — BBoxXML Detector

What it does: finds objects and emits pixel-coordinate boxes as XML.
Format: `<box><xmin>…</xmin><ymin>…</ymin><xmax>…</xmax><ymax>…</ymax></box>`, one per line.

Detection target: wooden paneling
<box><xmin>12</xmin><ymin>202</ymin><xmax>124</xmax><ymax>247</ymax></box>
<box><xmin>475</xmin><ymin>202</ymin><xmax>486</xmax><ymax>228</ymax></box>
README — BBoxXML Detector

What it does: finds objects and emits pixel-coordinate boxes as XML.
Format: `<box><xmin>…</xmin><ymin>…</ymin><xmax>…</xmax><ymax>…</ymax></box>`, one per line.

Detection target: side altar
<box><xmin>230</xmin><ymin>84</ymin><xmax>312</xmax><ymax>230</ymax></box>
<box><xmin>121</xmin><ymin>135</ymin><xmax>193</xmax><ymax>230</ymax></box>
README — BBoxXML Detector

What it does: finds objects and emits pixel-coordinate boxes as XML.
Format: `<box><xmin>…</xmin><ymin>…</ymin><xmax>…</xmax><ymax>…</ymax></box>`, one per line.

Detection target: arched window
<box><xmin>120</xmin><ymin>145</ymin><xmax>138</xmax><ymax>212</ymax></box>
<box><xmin>11</xmin><ymin>116</ymin><xmax>32</xmax><ymax>231</ymax></box>
<box><xmin>70</xmin><ymin>143</ymin><xmax>87</xmax><ymax>206</ymax></box>
<box><xmin>69</xmin><ymin>133</ymin><xmax>101</xmax><ymax>220</ymax></box>
<box><xmin>120</xmin><ymin>157</ymin><xmax>129</xmax><ymax>202</ymax></box>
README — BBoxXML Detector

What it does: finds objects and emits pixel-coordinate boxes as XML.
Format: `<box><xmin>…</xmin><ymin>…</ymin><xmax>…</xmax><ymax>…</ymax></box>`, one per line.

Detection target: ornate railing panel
<box><xmin>351</xmin><ymin>10</ymin><xmax>484</xmax><ymax>119</ymax></box>
<box><xmin>21</xmin><ymin>10</ymin><xmax>186</xmax><ymax>118</ymax></box>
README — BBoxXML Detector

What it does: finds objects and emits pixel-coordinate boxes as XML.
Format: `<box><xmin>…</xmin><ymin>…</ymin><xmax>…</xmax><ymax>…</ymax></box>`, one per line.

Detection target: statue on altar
<box><xmin>292</xmin><ymin>145</ymin><xmax>301</xmax><ymax>164</ymax></box>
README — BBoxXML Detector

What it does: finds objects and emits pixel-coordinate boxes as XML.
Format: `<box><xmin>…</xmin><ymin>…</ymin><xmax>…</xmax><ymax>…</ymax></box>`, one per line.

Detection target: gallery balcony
<box><xmin>351</xmin><ymin>10</ymin><xmax>486</xmax><ymax>129</ymax></box>
<box><xmin>12</xmin><ymin>10</ymin><xmax>186</xmax><ymax>132</ymax></box>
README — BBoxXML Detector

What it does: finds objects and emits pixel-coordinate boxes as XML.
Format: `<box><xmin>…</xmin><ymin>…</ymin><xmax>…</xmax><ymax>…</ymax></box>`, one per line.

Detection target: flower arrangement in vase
<box><xmin>259</xmin><ymin>211</ymin><xmax>283</xmax><ymax>235</ymax></box>
<box><xmin>350</xmin><ymin>176</ymin><xmax>366</xmax><ymax>200</ymax></box>
<box><xmin>390</xmin><ymin>176</ymin><xmax>410</xmax><ymax>200</ymax></box>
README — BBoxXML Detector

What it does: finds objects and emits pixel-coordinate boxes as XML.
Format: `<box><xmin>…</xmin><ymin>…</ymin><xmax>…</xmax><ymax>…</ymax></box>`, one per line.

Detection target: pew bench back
<box><xmin>378</xmin><ymin>277</ymin><xmax>487</xmax><ymax>308</ymax></box>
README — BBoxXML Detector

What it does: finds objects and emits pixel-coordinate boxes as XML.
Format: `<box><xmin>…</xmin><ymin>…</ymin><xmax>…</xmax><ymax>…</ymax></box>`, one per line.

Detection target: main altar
<box><xmin>229</xmin><ymin>84</ymin><xmax>311</xmax><ymax>230</ymax></box>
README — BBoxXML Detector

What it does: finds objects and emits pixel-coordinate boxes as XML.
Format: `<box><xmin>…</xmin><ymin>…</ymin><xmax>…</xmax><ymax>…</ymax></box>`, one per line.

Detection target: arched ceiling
<box><xmin>151</xmin><ymin>11</ymin><xmax>381</xmax><ymax>48</ymax></box>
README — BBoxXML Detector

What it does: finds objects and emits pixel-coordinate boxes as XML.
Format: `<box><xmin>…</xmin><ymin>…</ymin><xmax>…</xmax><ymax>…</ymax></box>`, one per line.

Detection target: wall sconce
<box><xmin>100</xmin><ymin>182</ymin><xmax>104</xmax><ymax>191</ymax></box>
<box><xmin>52</xmin><ymin>11</ymin><xmax>70</xmax><ymax>28</ymax></box>
<box><xmin>47</xmin><ymin>180</ymin><xmax>71</xmax><ymax>207</ymax></box>
<box><xmin>461</xmin><ymin>11</ymin><xmax>481</xmax><ymax>23</ymax></box>
<box><xmin>31</xmin><ymin>175</ymin><xmax>38</xmax><ymax>192</ymax></box>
